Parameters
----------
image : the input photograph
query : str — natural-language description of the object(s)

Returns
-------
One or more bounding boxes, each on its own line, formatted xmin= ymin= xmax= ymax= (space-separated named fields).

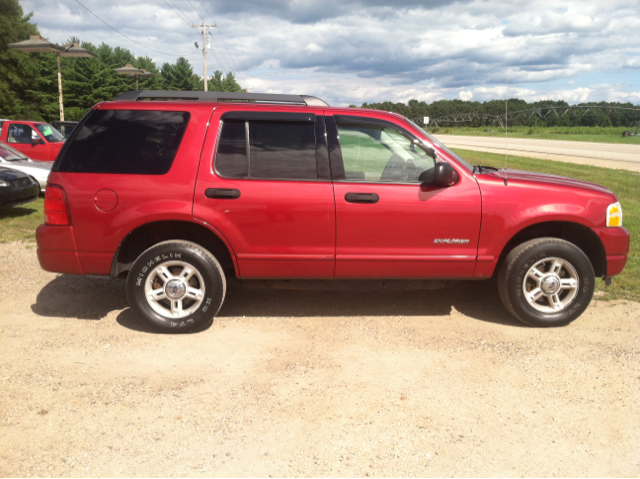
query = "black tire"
xmin=125 ymin=240 xmax=226 ymax=333
xmin=498 ymin=238 xmax=595 ymax=327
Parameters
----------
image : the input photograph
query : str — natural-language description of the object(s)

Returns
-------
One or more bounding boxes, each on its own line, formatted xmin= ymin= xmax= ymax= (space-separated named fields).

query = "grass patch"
xmin=0 ymin=197 xmax=43 ymax=243
xmin=432 ymin=126 xmax=640 ymax=144
xmin=453 ymin=148 xmax=640 ymax=302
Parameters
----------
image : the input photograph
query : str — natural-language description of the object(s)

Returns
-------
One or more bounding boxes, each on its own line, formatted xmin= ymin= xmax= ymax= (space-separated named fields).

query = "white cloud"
xmin=304 ymin=43 xmax=323 ymax=53
xmin=459 ymin=90 xmax=473 ymax=101
xmin=20 ymin=0 xmax=640 ymax=106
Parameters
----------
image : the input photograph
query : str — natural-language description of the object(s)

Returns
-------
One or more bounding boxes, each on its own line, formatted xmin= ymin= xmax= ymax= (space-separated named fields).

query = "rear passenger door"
xmin=193 ymin=110 xmax=336 ymax=278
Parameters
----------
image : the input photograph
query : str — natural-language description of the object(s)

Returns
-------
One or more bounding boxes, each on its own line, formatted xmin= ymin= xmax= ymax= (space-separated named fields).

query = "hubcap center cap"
xmin=165 ymin=279 xmax=187 ymax=300
xmin=541 ymin=275 xmax=561 ymax=294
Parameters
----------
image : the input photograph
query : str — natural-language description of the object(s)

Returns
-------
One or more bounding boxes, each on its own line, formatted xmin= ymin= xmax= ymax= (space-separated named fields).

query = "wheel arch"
xmin=494 ymin=221 xmax=606 ymax=278
xmin=111 ymin=220 xmax=238 ymax=279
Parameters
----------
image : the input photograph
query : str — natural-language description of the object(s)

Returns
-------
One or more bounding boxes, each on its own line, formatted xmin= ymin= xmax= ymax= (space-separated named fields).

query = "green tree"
xmin=202 ymin=70 xmax=244 ymax=92
xmin=159 ymin=57 xmax=199 ymax=91
xmin=0 ymin=0 xmax=41 ymax=118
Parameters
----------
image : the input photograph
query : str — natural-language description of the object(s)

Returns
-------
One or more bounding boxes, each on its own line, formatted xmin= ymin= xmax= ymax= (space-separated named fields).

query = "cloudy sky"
xmin=21 ymin=0 xmax=640 ymax=107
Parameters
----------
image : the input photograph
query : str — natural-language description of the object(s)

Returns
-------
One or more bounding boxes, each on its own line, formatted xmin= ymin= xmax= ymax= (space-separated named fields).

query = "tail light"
xmin=44 ymin=186 xmax=71 ymax=226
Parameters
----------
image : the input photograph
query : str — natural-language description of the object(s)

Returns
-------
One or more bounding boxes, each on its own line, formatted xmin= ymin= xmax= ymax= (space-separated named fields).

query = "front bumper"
xmin=593 ymin=226 xmax=630 ymax=277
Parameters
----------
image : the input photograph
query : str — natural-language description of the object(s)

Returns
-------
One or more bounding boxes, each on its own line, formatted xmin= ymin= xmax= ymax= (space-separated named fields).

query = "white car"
xmin=0 ymin=141 xmax=51 ymax=193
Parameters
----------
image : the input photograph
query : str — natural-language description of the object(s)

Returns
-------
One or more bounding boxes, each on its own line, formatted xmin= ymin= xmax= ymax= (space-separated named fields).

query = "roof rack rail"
xmin=114 ymin=90 xmax=329 ymax=107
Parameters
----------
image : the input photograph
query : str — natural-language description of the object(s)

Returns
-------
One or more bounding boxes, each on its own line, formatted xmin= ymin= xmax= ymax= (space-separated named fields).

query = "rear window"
xmin=215 ymin=120 xmax=317 ymax=180
xmin=56 ymin=110 xmax=190 ymax=174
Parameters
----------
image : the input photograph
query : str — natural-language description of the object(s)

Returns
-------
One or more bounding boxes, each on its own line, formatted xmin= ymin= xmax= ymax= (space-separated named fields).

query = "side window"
xmin=56 ymin=110 xmax=190 ymax=175
xmin=337 ymin=122 xmax=435 ymax=183
xmin=7 ymin=124 xmax=37 ymax=144
xmin=215 ymin=120 xmax=317 ymax=180
xmin=249 ymin=121 xmax=316 ymax=180
xmin=216 ymin=120 xmax=247 ymax=178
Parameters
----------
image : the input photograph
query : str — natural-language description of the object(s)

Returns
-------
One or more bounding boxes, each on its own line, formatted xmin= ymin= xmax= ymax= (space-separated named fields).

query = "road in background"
xmin=434 ymin=135 xmax=640 ymax=172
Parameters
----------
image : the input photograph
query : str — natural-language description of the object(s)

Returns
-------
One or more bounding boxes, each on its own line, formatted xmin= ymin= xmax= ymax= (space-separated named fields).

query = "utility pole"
xmin=192 ymin=21 xmax=216 ymax=91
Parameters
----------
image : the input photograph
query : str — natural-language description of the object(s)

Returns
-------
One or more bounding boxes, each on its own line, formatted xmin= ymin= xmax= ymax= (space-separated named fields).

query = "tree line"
xmin=358 ymin=98 xmax=639 ymax=129
xmin=0 ymin=0 xmax=243 ymax=122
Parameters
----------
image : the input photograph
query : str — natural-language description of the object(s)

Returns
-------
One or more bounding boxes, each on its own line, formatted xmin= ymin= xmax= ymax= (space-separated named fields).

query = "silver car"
xmin=0 ymin=141 xmax=51 ymax=193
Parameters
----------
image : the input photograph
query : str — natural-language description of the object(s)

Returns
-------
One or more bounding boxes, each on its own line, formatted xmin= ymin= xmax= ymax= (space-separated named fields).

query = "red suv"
xmin=36 ymin=91 xmax=630 ymax=332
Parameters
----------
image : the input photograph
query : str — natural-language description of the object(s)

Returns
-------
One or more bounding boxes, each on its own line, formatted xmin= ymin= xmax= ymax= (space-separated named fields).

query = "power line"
xmin=165 ymin=0 xmax=229 ymax=79
xmin=161 ymin=0 xmax=192 ymax=27
xmin=198 ymin=1 xmax=248 ymax=89
xmin=192 ymin=21 xmax=217 ymax=91
xmin=74 ymin=0 xmax=197 ymax=58
xmin=166 ymin=0 xmax=196 ymax=25
xmin=185 ymin=0 xmax=203 ymax=20
xmin=185 ymin=0 xmax=234 ymax=77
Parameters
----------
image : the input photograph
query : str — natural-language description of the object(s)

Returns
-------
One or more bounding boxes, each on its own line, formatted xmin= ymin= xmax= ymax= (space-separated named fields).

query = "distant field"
xmin=431 ymin=126 xmax=640 ymax=144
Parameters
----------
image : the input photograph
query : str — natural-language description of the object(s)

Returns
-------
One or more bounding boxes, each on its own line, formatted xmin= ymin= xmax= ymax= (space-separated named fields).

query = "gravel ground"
xmin=0 ymin=242 xmax=639 ymax=477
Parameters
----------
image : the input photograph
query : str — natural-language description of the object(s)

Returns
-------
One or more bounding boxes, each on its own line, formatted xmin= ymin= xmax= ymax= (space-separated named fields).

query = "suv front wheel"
xmin=125 ymin=240 xmax=226 ymax=333
xmin=498 ymin=238 xmax=595 ymax=327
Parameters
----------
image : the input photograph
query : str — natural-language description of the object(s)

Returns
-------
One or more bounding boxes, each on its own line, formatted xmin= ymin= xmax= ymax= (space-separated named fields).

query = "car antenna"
xmin=504 ymin=71 xmax=509 ymax=185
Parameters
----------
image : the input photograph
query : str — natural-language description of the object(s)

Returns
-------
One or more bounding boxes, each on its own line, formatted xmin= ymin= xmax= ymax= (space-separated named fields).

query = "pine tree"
xmin=0 ymin=0 xmax=41 ymax=118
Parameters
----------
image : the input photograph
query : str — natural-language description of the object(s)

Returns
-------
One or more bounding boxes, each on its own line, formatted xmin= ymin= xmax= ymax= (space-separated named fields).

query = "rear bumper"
xmin=36 ymin=224 xmax=84 ymax=275
xmin=593 ymin=226 xmax=630 ymax=277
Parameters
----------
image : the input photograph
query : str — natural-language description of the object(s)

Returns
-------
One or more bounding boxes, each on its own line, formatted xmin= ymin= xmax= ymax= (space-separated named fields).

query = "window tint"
xmin=249 ymin=121 xmax=316 ymax=180
xmin=7 ymin=124 xmax=38 ymax=144
xmin=337 ymin=123 xmax=435 ymax=183
xmin=215 ymin=120 xmax=317 ymax=180
xmin=216 ymin=120 xmax=247 ymax=178
xmin=57 ymin=110 xmax=190 ymax=175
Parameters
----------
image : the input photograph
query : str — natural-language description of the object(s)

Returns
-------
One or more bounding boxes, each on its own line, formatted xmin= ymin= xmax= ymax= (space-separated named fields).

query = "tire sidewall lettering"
xmin=126 ymin=242 xmax=225 ymax=333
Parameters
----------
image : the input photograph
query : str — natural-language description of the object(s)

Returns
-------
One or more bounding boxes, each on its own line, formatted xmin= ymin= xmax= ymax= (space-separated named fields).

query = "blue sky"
xmin=21 ymin=0 xmax=640 ymax=107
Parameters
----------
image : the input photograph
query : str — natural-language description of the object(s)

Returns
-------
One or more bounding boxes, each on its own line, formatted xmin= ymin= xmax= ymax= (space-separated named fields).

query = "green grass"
xmin=453 ymin=148 xmax=639 ymax=302
xmin=432 ymin=126 xmax=640 ymax=144
xmin=0 ymin=197 xmax=43 ymax=243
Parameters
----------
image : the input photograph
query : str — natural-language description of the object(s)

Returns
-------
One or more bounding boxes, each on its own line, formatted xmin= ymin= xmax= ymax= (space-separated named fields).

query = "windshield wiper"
xmin=472 ymin=165 xmax=499 ymax=174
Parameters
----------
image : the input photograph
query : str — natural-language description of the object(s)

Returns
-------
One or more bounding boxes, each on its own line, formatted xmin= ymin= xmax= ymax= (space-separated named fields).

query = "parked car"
xmin=0 ymin=166 xmax=39 ymax=209
xmin=0 ymin=142 xmax=51 ymax=193
xmin=0 ymin=120 xmax=65 ymax=161
xmin=52 ymin=121 xmax=79 ymax=139
xmin=36 ymin=90 xmax=630 ymax=333
xmin=0 ymin=119 xmax=11 ymax=134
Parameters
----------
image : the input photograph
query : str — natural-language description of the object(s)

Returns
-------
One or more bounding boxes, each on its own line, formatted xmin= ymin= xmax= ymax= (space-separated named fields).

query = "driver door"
xmin=6 ymin=123 xmax=50 ymax=160
xmin=327 ymin=114 xmax=482 ymax=278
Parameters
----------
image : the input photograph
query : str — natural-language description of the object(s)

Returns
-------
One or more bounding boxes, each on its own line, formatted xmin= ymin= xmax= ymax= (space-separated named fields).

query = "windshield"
xmin=0 ymin=142 xmax=29 ymax=162
xmin=404 ymin=117 xmax=474 ymax=171
xmin=35 ymin=123 xmax=66 ymax=143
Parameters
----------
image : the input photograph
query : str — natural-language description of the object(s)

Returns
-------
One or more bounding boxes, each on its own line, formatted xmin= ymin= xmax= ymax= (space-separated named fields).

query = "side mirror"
xmin=421 ymin=162 xmax=459 ymax=186
xmin=32 ymin=138 xmax=44 ymax=145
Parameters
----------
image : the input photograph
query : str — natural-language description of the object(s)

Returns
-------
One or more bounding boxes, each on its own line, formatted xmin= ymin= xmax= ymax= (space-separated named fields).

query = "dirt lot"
xmin=0 ymin=242 xmax=638 ymax=477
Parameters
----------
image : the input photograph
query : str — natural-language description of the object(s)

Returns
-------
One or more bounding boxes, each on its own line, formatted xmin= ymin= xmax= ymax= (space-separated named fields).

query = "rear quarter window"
xmin=56 ymin=110 xmax=190 ymax=174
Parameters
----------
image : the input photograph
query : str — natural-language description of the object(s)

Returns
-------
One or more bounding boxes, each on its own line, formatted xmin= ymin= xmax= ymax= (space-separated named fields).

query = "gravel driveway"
xmin=1 ymin=242 xmax=638 ymax=477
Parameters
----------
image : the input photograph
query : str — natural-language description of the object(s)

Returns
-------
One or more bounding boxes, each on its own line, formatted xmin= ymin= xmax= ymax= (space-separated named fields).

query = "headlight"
xmin=606 ymin=202 xmax=623 ymax=227
xmin=0 ymin=180 xmax=9 ymax=187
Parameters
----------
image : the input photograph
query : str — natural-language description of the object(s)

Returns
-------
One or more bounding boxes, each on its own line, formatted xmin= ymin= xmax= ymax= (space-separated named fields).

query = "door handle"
xmin=345 ymin=192 xmax=379 ymax=204
xmin=205 ymin=188 xmax=241 ymax=199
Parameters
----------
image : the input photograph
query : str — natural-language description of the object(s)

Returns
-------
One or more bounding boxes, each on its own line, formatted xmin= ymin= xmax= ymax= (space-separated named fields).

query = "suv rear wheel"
xmin=498 ymin=238 xmax=595 ymax=327
xmin=125 ymin=240 xmax=226 ymax=333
